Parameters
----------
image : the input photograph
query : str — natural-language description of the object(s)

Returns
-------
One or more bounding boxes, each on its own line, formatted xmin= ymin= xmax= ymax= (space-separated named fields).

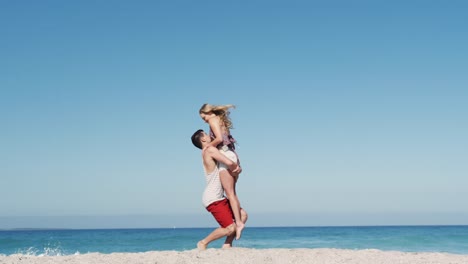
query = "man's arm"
xmin=205 ymin=146 xmax=239 ymax=172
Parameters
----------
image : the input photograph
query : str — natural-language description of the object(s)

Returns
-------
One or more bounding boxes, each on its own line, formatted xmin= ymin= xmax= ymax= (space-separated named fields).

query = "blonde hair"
xmin=199 ymin=103 xmax=236 ymax=132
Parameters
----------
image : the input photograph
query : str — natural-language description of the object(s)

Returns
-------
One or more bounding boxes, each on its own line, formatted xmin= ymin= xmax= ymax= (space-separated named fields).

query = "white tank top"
xmin=202 ymin=164 xmax=225 ymax=207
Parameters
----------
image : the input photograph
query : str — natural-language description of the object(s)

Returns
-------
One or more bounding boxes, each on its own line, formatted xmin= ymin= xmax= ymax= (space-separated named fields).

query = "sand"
xmin=2 ymin=248 xmax=468 ymax=264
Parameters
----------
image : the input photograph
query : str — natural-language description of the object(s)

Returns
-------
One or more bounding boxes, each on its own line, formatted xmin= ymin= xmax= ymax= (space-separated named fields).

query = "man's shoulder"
xmin=203 ymin=146 xmax=218 ymax=154
xmin=202 ymin=146 xmax=220 ymax=160
xmin=202 ymin=147 xmax=219 ymax=165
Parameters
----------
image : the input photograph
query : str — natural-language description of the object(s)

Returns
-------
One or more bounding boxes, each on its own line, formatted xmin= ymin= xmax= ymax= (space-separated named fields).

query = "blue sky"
xmin=1 ymin=0 xmax=467 ymax=229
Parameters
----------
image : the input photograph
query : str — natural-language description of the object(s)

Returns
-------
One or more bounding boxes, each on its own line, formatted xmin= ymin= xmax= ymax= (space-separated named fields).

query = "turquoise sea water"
xmin=1 ymin=226 xmax=468 ymax=256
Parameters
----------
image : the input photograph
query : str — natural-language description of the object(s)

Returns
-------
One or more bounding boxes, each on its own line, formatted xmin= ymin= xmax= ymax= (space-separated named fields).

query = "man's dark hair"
xmin=191 ymin=129 xmax=204 ymax=149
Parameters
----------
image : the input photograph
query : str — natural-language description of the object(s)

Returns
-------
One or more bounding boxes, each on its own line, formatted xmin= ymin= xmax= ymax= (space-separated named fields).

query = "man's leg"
xmin=198 ymin=223 xmax=236 ymax=250
xmin=223 ymin=208 xmax=248 ymax=248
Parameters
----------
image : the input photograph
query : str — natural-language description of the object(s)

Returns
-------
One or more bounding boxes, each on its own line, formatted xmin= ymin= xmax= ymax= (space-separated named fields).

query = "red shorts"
xmin=206 ymin=198 xmax=234 ymax=228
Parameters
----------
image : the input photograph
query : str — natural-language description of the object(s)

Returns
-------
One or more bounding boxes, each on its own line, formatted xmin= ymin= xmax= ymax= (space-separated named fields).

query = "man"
xmin=191 ymin=129 xmax=248 ymax=250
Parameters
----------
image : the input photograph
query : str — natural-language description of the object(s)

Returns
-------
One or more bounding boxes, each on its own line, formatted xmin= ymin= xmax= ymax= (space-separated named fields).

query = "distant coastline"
xmin=0 ymin=228 xmax=74 ymax=231
xmin=2 ymin=224 xmax=468 ymax=231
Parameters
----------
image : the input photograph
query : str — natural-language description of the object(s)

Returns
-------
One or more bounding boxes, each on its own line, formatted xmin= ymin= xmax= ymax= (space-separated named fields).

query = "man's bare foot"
xmin=222 ymin=244 xmax=232 ymax=249
xmin=197 ymin=240 xmax=207 ymax=250
xmin=235 ymin=223 xmax=245 ymax=240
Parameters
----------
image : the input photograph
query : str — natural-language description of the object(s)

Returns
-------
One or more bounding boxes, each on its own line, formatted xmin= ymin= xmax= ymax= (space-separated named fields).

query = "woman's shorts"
xmin=218 ymin=149 xmax=238 ymax=172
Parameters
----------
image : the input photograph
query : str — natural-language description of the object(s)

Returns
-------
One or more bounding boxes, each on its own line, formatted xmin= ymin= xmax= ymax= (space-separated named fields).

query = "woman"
xmin=199 ymin=103 xmax=245 ymax=240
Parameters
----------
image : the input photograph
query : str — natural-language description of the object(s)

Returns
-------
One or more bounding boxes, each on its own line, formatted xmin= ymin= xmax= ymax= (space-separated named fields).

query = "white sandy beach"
xmin=2 ymin=248 xmax=468 ymax=264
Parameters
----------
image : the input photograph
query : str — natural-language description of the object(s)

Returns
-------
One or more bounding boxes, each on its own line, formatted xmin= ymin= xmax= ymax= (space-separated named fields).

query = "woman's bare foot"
xmin=222 ymin=244 xmax=232 ymax=249
xmin=197 ymin=240 xmax=207 ymax=250
xmin=235 ymin=222 xmax=245 ymax=240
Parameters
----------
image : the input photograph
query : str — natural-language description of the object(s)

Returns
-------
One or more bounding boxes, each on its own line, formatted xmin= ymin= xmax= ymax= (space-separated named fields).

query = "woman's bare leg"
xmin=219 ymin=170 xmax=245 ymax=240
xmin=223 ymin=208 xmax=248 ymax=248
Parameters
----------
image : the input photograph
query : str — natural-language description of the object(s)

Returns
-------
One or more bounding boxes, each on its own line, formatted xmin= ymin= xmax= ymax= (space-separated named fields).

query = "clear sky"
xmin=1 ymin=0 xmax=467 ymax=229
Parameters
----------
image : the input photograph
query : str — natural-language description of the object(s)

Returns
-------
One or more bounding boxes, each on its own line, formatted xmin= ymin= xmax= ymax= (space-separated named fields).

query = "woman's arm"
xmin=208 ymin=117 xmax=224 ymax=148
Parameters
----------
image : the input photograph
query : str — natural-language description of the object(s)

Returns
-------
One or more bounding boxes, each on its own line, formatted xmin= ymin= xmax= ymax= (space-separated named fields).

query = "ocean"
xmin=1 ymin=226 xmax=468 ymax=256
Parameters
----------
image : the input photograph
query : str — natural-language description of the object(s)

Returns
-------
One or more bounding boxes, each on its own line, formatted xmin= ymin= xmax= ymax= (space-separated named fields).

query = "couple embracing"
xmin=191 ymin=103 xmax=248 ymax=250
